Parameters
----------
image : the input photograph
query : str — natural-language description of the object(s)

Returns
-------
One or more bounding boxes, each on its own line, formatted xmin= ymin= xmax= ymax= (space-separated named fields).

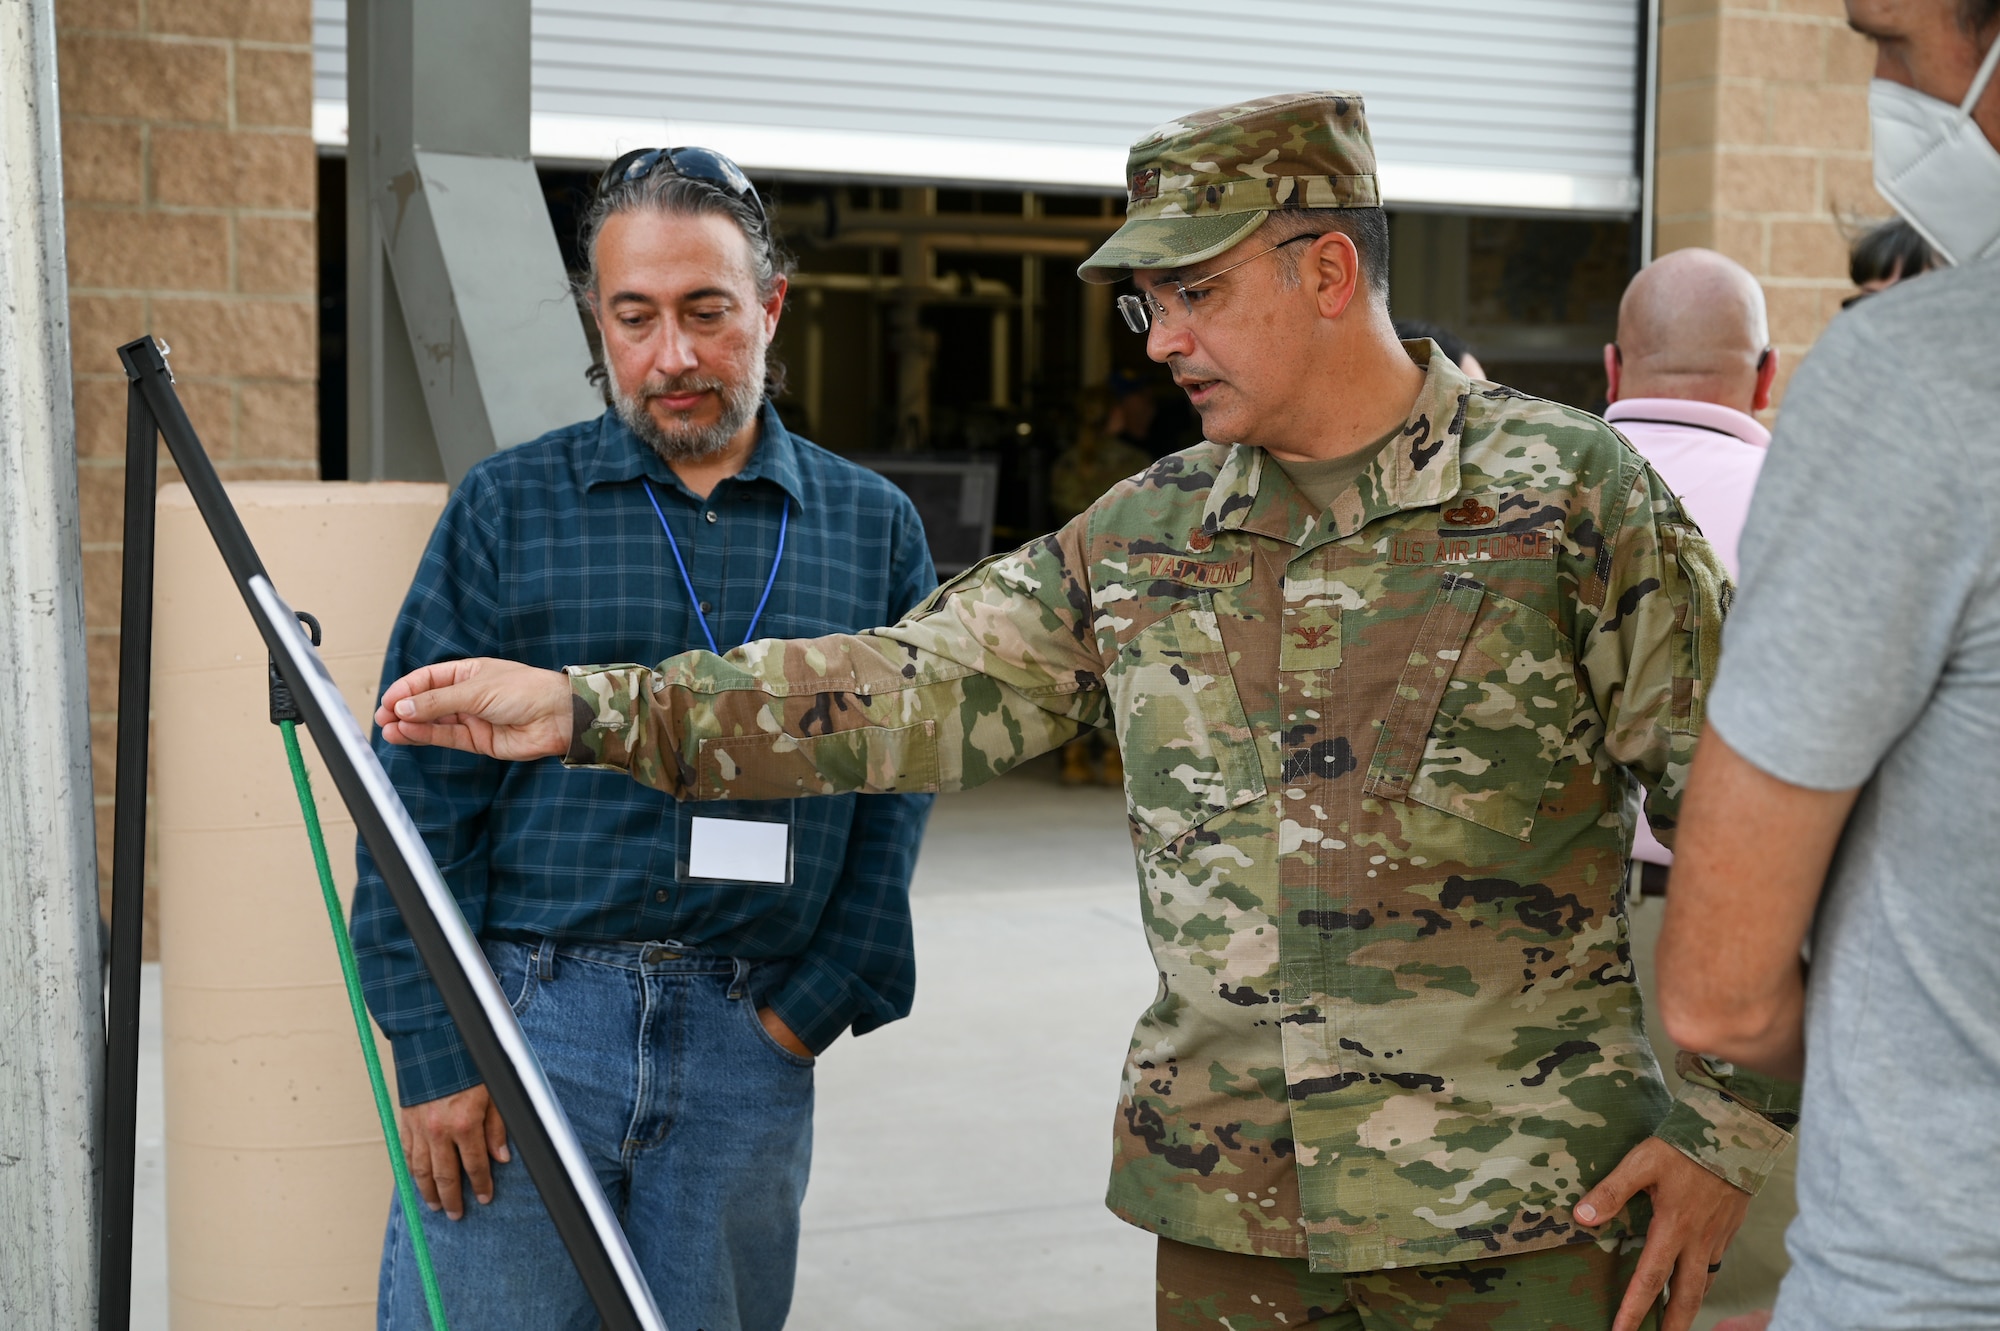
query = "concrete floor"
xmin=793 ymin=764 xmax=1157 ymax=1329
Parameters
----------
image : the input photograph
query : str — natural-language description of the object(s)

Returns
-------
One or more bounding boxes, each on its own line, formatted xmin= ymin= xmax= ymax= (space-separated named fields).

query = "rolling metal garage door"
xmin=312 ymin=1 xmax=1641 ymax=213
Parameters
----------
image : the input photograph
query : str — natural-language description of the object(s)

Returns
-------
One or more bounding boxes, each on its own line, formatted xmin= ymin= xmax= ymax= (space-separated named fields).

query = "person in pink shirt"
xmin=1605 ymin=248 xmax=1777 ymax=869
xmin=1602 ymin=246 xmax=1791 ymax=1330
xmin=1604 ymin=247 xmax=1776 ymax=581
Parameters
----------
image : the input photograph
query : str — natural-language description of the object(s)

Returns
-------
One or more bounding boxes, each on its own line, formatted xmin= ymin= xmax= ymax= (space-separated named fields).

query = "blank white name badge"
xmin=679 ymin=805 xmax=795 ymax=885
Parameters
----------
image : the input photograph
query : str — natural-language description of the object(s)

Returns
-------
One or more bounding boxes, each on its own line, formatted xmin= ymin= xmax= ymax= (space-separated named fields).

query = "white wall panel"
xmin=313 ymin=1 xmax=1641 ymax=212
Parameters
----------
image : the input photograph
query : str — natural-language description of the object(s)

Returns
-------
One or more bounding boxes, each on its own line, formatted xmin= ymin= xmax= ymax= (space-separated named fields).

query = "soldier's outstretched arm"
xmin=380 ymin=524 xmax=1109 ymax=799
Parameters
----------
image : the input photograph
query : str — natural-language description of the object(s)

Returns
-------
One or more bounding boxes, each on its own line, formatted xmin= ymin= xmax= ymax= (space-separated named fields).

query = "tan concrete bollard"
xmin=153 ymin=482 xmax=448 ymax=1329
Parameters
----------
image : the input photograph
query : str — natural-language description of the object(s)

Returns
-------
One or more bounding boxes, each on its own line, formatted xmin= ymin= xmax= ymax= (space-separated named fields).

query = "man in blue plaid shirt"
xmin=355 ymin=148 xmax=935 ymax=1331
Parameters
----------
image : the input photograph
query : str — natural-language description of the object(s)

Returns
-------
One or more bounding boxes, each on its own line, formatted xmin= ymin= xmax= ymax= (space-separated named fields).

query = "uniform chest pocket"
xmin=1105 ymin=596 xmax=1267 ymax=854
xmin=1364 ymin=573 xmax=1577 ymax=841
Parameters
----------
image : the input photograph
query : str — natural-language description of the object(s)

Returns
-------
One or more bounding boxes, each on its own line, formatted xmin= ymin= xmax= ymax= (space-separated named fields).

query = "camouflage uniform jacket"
xmin=565 ymin=348 xmax=1799 ymax=1274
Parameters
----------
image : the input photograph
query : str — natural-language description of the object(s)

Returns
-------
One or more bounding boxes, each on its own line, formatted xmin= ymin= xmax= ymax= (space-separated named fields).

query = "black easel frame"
xmin=100 ymin=335 xmax=666 ymax=1331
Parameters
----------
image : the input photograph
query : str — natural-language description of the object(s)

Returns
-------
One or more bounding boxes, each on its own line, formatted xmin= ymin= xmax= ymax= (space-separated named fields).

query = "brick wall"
xmin=1655 ymin=0 xmax=1883 ymax=408
xmin=58 ymin=0 xmax=318 ymax=945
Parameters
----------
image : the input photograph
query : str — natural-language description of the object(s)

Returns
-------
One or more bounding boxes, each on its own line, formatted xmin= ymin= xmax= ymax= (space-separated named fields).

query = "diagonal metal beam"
xmin=346 ymin=0 xmax=601 ymax=484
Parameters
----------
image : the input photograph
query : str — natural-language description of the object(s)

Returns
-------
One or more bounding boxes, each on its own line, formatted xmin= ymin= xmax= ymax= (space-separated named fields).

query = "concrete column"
xmin=0 ymin=0 xmax=102 ymax=1322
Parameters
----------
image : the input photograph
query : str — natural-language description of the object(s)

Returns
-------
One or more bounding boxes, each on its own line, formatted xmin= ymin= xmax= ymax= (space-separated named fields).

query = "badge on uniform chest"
xmin=1280 ymin=604 xmax=1342 ymax=671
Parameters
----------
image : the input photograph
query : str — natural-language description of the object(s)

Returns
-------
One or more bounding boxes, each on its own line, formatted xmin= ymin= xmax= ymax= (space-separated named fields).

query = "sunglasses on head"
xmin=598 ymin=146 xmax=767 ymax=231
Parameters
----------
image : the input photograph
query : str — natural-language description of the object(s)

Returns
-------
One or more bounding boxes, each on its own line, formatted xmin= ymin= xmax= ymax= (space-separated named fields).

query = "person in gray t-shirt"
xmin=1652 ymin=6 xmax=2000 ymax=1327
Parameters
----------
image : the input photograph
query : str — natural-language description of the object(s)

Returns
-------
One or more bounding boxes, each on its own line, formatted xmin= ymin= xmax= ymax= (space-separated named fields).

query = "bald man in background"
xmin=1605 ymin=248 xmax=1777 ymax=885
xmin=1605 ymin=246 xmax=1776 ymax=572
xmin=1602 ymin=247 xmax=1795 ymax=1328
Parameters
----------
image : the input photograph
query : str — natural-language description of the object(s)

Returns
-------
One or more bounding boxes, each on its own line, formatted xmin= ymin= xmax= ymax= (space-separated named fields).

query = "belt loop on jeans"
xmin=727 ymin=957 xmax=753 ymax=1001
xmin=535 ymin=939 xmax=556 ymax=982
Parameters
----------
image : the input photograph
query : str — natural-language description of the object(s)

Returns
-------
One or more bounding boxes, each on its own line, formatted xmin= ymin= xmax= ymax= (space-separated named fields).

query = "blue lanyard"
xmin=641 ymin=480 xmax=788 ymax=655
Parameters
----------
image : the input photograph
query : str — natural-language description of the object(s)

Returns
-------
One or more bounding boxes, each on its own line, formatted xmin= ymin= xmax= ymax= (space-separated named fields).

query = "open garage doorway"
xmin=319 ymin=155 xmax=1635 ymax=558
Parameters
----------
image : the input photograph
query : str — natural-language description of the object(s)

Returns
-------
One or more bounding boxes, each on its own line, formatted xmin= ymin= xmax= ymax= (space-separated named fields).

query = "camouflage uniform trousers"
xmin=1157 ymin=1236 xmax=1658 ymax=1331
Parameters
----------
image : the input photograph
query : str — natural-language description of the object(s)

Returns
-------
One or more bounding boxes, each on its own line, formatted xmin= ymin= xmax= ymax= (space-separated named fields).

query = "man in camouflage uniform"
xmin=376 ymin=93 xmax=1797 ymax=1330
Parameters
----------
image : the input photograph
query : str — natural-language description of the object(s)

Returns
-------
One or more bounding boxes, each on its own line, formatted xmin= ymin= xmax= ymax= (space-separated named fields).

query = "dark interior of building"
xmin=317 ymin=155 xmax=1633 ymax=554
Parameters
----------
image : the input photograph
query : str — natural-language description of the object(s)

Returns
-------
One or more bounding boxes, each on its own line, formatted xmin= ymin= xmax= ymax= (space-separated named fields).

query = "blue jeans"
xmin=378 ymin=939 xmax=815 ymax=1331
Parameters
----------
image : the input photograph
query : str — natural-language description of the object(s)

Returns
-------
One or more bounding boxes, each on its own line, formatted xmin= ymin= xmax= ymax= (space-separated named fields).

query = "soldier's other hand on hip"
xmin=1572 ymin=1136 xmax=1752 ymax=1331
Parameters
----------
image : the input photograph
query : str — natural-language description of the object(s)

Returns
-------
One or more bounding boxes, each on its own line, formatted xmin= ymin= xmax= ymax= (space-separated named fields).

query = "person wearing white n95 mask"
xmin=1658 ymin=2 xmax=2000 ymax=1331
xmin=1869 ymin=0 xmax=2000 ymax=264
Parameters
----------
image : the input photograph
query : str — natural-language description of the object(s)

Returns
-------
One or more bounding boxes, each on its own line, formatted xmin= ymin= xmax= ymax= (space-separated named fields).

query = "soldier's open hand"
xmin=377 ymin=657 xmax=573 ymax=761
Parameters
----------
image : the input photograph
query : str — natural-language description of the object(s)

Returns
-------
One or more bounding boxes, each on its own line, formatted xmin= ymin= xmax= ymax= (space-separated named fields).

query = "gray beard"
xmin=614 ymin=355 xmax=765 ymax=464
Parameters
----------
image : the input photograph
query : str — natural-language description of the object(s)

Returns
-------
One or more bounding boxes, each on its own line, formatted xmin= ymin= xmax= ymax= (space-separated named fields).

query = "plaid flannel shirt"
xmin=354 ymin=403 xmax=936 ymax=1105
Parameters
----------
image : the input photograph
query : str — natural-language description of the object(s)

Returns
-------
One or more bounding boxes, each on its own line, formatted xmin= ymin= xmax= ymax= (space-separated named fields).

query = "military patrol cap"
xmin=1078 ymin=90 xmax=1380 ymax=284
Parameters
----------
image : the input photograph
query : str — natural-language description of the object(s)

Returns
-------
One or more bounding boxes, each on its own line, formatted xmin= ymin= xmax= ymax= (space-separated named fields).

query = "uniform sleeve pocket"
xmin=1366 ymin=574 xmax=1576 ymax=841
xmin=1658 ymin=522 xmax=1725 ymax=736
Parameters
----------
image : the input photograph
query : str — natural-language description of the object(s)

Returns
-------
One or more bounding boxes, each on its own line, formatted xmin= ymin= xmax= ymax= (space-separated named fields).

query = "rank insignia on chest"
xmin=1280 ymin=604 xmax=1342 ymax=671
